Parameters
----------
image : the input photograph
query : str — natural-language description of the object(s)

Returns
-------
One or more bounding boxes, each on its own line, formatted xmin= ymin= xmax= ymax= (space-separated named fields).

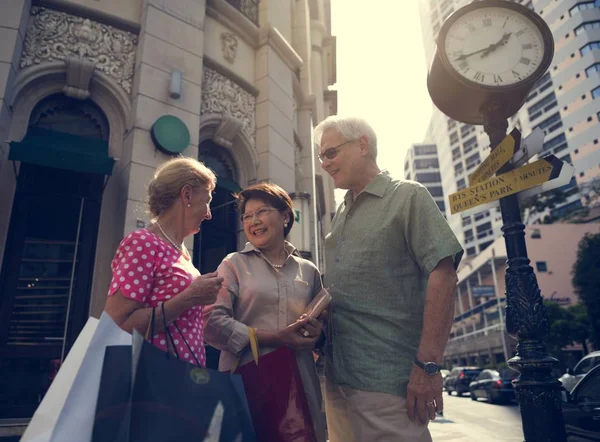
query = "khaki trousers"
xmin=325 ymin=378 xmax=433 ymax=442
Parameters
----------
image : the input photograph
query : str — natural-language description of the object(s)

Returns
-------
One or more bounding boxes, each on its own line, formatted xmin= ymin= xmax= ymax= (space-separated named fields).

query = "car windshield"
xmin=464 ymin=370 xmax=482 ymax=376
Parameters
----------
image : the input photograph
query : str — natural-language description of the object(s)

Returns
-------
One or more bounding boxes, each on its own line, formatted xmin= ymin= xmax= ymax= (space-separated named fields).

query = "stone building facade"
xmin=0 ymin=0 xmax=336 ymax=432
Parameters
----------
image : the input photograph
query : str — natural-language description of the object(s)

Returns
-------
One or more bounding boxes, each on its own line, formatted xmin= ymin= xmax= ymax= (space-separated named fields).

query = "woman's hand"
xmin=182 ymin=272 xmax=224 ymax=306
xmin=298 ymin=310 xmax=327 ymax=338
xmin=278 ymin=318 xmax=321 ymax=351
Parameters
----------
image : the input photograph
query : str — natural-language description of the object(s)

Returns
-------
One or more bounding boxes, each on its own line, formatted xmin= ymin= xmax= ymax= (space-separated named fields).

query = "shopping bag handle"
xmin=145 ymin=306 xmax=157 ymax=343
xmin=160 ymin=303 xmax=180 ymax=360
xmin=231 ymin=327 xmax=259 ymax=373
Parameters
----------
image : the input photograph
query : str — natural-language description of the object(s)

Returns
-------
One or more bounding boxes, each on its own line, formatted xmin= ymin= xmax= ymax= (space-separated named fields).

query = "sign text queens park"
xmin=449 ymin=155 xmax=564 ymax=215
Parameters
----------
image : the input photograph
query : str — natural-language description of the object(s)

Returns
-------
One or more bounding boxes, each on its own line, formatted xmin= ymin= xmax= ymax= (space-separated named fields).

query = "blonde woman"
xmin=104 ymin=157 xmax=224 ymax=366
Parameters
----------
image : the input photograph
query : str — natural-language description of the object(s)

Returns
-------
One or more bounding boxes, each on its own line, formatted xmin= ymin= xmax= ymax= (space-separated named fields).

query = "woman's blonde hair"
xmin=147 ymin=157 xmax=216 ymax=218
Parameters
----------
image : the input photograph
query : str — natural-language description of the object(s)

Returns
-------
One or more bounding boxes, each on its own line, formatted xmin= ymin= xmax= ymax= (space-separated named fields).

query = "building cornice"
xmin=34 ymin=0 xmax=141 ymax=34
xmin=202 ymin=56 xmax=259 ymax=97
xmin=258 ymin=25 xmax=304 ymax=72
xmin=206 ymin=0 xmax=260 ymax=48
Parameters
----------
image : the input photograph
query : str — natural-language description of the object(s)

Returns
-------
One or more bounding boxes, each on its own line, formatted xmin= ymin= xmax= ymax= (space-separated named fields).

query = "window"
xmin=450 ymin=132 xmax=459 ymax=145
xmin=573 ymin=366 xmax=600 ymax=402
xmin=462 ymin=216 xmax=472 ymax=227
xmin=454 ymin=163 xmax=464 ymax=176
xmin=476 ymin=222 xmax=492 ymax=233
xmin=466 ymin=247 xmax=476 ymax=256
xmin=447 ymin=119 xmax=457 ymax=131
xmin=543 ymin=133 xmax=568 ymax=154
xmin=466 ymin=152 xmax=481 ymax=169
xmin=575 ymin=21 xmax=600 ymax=36
xmin=463 ymin=136 xmax=478 ymax=154
xmin=536 ymin=261 xmax=548 ymax=272
xmin=415 ymin=144 xmax=437 ymax=155
xmin=570 ymin=1 xmax=600 ymax=16
xmin=586 ymin=63 xmax=600 ymax=77
xmin=527 ymin=92 xmax=557 ymax=120
xmin=428 ymin=186 xmax=443 ymax=197
xmin=452 ymin=147 xmax=461 ymax=161
xmin=531 ymin=229 xmax=541 ymax=239
xmin=457 ymin=178 xmax=466 ymax=190
xmin=593 ymin=86 xmax=600 ymax=98
xmin=480 ymin=240 xmax=493 ymax=251
xmin=436 ymin=200 xmax=446 ymax=213
xmin=460 ymin=124 xmax=475 ymax=138
xmin=415 ymin=172 xmax=442 ymax=183
xmin=415 ymin=158 xmax=439 ymax=169
xmin=474 ymin=211 xmax=489 ymax=221
xmin=580 ymin=41 xmax=600 ymax=57
xmin=573 ymin=357 xmax=595 ymax=376
xmin=536 ymin=113 xmax=563 ymax=133
xmin=464 ymin=229 xmax=473 ymax=239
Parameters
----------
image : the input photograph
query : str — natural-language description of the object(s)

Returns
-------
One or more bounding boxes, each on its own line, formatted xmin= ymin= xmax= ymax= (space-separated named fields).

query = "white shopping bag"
xmin=21 ymin=312 xmax=132 ymax=442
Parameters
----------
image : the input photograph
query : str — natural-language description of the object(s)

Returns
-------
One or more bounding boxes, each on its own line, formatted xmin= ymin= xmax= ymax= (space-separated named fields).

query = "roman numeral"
xmin=467 ymin=23 xmax=476 ymax=32
xmin=459 ymin=61 xmax=469 ymax=71
xmin=520 ymin=57 xmax=531 ymax=65
xmin=494 ymin=74 xmax=504 ymax=83
xmin=474 ymin=71 xmax=485 ymax=82
xmin=516 ymin=29 xmax=525 ymax=37
xmin=482 ymin=18 xmax=492 ymax=27
xmin=522 ymin=43 xmax=533 ymax=50
xmin=503 ymin=18 xmax=509 ymax=28
xmin=512 ymin=70 xmax=522 ymax=79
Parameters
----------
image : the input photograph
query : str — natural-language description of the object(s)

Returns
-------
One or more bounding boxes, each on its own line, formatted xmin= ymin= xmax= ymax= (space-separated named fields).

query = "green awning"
xmin=9 ymin=128 xmax=115 ymax=175
xmin=217 ymin=177 xmax=242 ymax=193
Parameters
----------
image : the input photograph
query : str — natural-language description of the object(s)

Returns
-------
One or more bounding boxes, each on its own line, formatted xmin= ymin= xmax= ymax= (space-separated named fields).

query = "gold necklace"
xmin=155 ymin=221 xmax=189 ymax=260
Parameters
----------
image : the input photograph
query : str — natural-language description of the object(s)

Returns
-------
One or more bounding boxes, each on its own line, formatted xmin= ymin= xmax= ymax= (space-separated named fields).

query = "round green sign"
xmin=150 ymin=115 xmax=190 ymax=155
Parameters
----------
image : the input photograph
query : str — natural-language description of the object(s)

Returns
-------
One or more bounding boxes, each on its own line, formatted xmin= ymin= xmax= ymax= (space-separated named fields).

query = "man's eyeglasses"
xmin=241 ymin=206 xmax=276 ymax=224
xmin=317 ymin=139 xmax=357 ymax=162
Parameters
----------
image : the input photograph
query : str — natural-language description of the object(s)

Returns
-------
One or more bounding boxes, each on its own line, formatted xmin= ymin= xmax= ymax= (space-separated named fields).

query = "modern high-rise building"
xmin=404 ymin=143 xmax=447 ymax=215
xmin=418 ymin=0 xmax=600 ymax=255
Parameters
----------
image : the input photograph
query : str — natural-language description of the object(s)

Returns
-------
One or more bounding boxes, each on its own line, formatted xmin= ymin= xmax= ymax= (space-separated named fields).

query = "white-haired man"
xmin=315 ymin=116 xmax=463 ymax=442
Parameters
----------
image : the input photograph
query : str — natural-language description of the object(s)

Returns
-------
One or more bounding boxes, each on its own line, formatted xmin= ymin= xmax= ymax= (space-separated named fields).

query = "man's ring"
xmin=426 ymin=401 xmax=435 ymax=407
xmin=302 ymin=330 xmax=309 ymax=337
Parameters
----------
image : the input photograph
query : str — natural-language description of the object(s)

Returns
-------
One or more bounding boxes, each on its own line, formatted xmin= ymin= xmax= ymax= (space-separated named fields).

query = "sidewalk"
xmin=429 ymin=414 xmax=522 ymax=442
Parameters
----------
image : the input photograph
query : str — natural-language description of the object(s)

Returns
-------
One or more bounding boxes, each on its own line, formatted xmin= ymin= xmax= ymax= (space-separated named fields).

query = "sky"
xmin=329 ymin=0 xmax=434 ymax=181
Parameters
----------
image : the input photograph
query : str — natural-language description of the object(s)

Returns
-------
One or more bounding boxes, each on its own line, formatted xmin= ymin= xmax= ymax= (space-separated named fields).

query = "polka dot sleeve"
xmin=107 ymin=230 xmax=159 ymax=303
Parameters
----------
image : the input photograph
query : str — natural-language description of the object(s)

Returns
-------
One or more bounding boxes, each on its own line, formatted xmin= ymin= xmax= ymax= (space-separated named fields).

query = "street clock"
xmin=428 ymin=0 xmax=554 ymax=124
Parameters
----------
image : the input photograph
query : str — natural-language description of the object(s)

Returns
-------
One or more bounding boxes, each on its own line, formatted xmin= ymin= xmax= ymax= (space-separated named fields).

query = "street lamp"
xmin=427 ymin=1 xmax=566 ymax=441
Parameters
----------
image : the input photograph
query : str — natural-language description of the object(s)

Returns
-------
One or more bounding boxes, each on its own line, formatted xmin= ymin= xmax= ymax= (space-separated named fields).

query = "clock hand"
xmin=481 ymin=32 xmax=512 ymax=58
xmin=454 ymin=32 xmax=512 ymax=62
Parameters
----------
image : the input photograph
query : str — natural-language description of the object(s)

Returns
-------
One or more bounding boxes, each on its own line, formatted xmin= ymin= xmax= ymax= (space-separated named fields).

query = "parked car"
xmin=445 ymin=366 xmax=483 ymax=396
xmin=559 ymin=351 xmax=600 ymax=393
xmin=562 ymin=364 xmax=600 ymax=441
xmin=469 ymin=369 xmax=518 ymax=404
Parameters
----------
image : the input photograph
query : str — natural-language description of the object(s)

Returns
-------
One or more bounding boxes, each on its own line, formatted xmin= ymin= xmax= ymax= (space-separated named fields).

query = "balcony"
xmin=226 ymin=0 xmax=259 ymax=25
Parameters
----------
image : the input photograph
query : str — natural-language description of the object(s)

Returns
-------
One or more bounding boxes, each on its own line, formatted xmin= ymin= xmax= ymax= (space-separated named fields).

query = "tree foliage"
xmin=544 ymin=301 xmax=591 ymax=360
xmin=572 ymin=233 xmax=600 ymax=348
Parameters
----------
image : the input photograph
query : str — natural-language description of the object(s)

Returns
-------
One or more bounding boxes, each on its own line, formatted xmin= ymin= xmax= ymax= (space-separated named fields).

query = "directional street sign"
xmin=519 ymin=158 xmax=575 ymax=200
xmin=449 ymin=155 xmax=568 ymax=215
xmin=512 ymin=127 xmax=545 ymax=167
xmin=469 ymin=128 xmax=521 ymax=185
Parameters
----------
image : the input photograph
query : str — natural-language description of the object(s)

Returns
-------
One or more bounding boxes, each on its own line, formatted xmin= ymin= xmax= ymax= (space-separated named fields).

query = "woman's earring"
xmin=284 ymin=222 xmax=288 ymax=228
xmin=187 ymin=203 xmax=191 ymax=208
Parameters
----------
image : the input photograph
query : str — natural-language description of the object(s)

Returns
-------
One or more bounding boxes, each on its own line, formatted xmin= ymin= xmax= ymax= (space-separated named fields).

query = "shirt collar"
xmin=240 ymin=241 xmax=300 ymax=257
xmin=344 ymin=170 xmax=392 ymax=205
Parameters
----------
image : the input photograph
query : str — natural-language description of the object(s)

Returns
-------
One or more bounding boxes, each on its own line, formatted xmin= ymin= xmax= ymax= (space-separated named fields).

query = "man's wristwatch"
xmin=414 ymin=358 xmax=442 ymax=376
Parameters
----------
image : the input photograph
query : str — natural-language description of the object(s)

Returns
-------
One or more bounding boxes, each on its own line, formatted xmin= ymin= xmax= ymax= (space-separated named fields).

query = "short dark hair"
xmin=236 ymin=182 xmax=294 ymax=237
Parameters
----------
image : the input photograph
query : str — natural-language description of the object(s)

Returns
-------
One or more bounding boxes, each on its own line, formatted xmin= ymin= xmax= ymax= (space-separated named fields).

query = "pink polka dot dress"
xmin=107 ymin=229 xmax=206 ymax=366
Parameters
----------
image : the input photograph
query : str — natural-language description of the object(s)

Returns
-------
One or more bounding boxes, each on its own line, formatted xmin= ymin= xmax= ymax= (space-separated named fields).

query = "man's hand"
xmin=406 ymin=365 xmax=444 ymax=424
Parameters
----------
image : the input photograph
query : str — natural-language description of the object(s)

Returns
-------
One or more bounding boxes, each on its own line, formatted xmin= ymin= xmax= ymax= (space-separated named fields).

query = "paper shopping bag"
xmin=21 ymin=312 xmax=132 ymax=442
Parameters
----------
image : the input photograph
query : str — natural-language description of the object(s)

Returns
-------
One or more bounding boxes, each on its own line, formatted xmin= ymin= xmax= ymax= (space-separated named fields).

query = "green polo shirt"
xmin=324 ymin=171 xmax=463 ymax=397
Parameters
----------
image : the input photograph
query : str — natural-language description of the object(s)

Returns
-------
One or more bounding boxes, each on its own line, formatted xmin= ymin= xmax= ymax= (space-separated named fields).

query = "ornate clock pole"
xmin=427 ymin=1 xmax=567 ymax=441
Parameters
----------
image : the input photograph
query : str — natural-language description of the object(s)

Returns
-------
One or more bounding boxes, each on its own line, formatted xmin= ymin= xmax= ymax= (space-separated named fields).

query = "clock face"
xmin=443 ymin=6 xmax=546 ymax=87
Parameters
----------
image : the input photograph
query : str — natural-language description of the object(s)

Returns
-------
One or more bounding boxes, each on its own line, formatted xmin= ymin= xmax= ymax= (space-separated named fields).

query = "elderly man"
xmin=315 ymin=116 xmax=463 ymax=442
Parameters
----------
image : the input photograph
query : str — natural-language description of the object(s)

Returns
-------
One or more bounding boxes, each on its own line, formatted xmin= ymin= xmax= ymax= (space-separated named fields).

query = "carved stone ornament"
xmin=63 ymin=56 xmax=96 ymax=99
xmin=201 ymin=68 xmax=256 ymax=148
xmin=20 ymin=7 xmax=137 ymax=94
xmin=220 ymin=32 xmax=238 ymax=64
xmin=213 ymin=114 xmax=244 ymax=149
